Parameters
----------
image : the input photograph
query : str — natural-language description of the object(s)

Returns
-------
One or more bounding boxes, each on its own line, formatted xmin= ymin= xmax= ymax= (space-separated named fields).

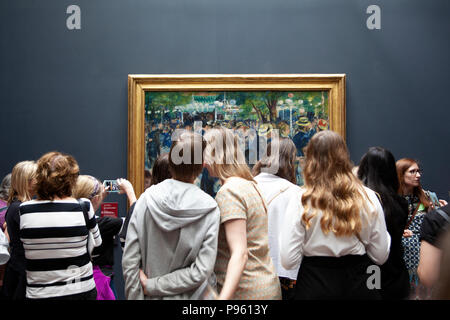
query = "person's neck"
xmin=402 ymin=185 xmax=414 ymax=196
xmin=175 ymin=177 xmax=196 ymax=184
xmin=52 ymin=196 xmax=75 ymax=201
xmin=222 ymin=176 xmax=237 ymax=184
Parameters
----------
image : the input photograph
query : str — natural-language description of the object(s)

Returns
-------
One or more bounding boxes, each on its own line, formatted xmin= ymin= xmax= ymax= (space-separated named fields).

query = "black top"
xmin=5 ymin=200 xmax=25 ymax=272
xmin=419 ymin=204 xmax=450 ymax=248
xmin=92 ymin=216 xmax=123 ymax=267
xmin=119 ymin=202 xmax=136 ymax=248
xmin=378 ymin=195 xmax=410 ymax=300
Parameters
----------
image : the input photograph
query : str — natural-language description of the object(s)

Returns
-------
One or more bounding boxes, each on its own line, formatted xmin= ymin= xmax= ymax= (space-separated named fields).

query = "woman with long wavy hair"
xmin=280 ymin=130 xmax=391 ymax=300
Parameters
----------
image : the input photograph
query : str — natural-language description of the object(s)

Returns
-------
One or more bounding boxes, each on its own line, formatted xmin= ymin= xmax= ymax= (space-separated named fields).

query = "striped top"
xmin=19 ymin=198 xmax=102 ymax=299
xmin=214 ymin=177 xmax=281 ymax=300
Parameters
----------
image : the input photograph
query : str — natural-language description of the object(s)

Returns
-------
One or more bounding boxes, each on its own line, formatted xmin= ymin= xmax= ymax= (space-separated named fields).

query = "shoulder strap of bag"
xmin=266 ymin=185 xmax=291 ymax=206
xmin=405 ymin=202 xmax=422 ymax=230
xmin=0 ymin=206 xmax=8 ymax=213
xmin=250 ymin=182 xmax=268 ymax=215
xmin=77 ymin=199 xmax=91 ymax=259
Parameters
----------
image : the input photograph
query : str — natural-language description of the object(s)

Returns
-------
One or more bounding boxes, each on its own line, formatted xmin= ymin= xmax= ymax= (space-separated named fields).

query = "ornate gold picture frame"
xmin=128 ymin=74 xmax=346 ymax=197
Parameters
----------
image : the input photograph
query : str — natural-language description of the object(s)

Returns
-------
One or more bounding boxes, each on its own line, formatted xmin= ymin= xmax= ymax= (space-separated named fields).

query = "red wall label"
xmin=101 ymin=202 xmax=118 ymax=218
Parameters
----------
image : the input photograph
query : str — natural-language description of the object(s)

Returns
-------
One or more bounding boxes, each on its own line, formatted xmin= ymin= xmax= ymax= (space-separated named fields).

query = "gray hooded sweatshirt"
xmin=122 ymin=179 xmax=220 ymax=300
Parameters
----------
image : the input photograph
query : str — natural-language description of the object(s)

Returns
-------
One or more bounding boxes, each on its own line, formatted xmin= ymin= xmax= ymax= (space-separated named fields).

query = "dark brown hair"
xmin=168 ymin=132 xmax=206 ymax=183
xmin=150 ymin=153 xmax=171 ymax=186
xmin=35 ymin=151 xmax=79 ymax=200
xmin=252 ymin=137 xmax=297 ymax=184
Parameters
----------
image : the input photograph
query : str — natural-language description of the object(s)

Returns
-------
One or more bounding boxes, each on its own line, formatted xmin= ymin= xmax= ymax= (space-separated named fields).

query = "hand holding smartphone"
xmin=103 ymin=179 xmax=120 ymax=193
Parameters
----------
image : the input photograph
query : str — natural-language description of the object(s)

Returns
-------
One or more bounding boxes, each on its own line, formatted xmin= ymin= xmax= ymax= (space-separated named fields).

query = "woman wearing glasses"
xmin=396 ymin=158 xmax=447 ymax=299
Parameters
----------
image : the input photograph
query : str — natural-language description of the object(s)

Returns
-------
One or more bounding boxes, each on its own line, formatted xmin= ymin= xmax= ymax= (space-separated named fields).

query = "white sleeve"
xmin=280 ymin=195 xmax=305 ymax=270
xmin=362 ymin=192 xmax=391 ymax=265
xmin=84 ymin=199 xmax=102 ymax=248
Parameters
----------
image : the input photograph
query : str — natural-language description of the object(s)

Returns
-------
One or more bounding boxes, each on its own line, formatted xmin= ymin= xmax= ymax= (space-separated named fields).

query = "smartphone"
xmin=103 ymin=179 xmax=120 ymax=193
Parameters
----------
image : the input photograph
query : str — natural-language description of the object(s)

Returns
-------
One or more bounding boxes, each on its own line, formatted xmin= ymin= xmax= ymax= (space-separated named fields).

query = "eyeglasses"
xmin=407 ymin=169 xmax=423 ymax=175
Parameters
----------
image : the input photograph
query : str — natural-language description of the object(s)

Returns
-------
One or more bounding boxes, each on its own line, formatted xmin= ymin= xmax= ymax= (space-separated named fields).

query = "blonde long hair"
xmin=203 ymin=127 xmax=254 ymax=182
xmin=301 ymin=130 xmax=371 ymax=237
xmin=8 ymin=161 xmax=37 ymax=204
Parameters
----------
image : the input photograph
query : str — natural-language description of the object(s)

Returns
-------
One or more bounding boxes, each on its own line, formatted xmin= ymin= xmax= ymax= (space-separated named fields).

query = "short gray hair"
xmin=0 ymin=173 xmax=11 ymax=200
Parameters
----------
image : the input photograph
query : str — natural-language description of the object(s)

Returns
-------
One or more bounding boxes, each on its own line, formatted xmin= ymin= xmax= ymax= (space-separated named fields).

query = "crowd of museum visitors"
xmin=0 ymin=127 xmax=449 ymax=301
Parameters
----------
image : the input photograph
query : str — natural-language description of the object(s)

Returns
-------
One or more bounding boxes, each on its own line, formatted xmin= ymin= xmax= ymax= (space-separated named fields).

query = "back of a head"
xmin=358 ymin=147 xmax=405 ymax=220
xmin=203 ymin=127 xmax=254 ymax=182
xmin=252 ymin=137 xmax=297 ymax=184
xmin=7 ymin=161 xmax=37 ymax=204
xmin=0 ymin=173 xmax=12 ymax=201
xmin=301 ymin=130 xmax=370 ymax=237
xmin=35 ymin=151 xmax=79 ymax=200
xmin=302 ymin=130 xmax=353 ymax=186
xmin=72 ymin=175 xmax=101 ymax=200
xmin=151 ymin=153 xmax=171 ymax=186
xmin=358 ymin=147 xmax=399 ymax=195
xmin=168 ymin=132 xmax=205 ymax=183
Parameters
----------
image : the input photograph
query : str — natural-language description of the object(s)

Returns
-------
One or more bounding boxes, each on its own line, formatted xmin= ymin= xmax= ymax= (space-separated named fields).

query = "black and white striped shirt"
xmin=19 ymin=198 xmax=102 ymax=299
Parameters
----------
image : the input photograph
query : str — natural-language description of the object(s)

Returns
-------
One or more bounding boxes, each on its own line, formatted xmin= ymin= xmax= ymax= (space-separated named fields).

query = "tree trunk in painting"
xmin=251 ymin=102 xmax=266 ymax=123
xmin=265 ymin=98 xmax=278 ymax=123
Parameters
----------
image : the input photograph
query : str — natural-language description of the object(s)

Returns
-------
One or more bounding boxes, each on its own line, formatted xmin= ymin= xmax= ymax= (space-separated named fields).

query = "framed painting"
xmin=128 ymin=74 xmax=346 ymax=198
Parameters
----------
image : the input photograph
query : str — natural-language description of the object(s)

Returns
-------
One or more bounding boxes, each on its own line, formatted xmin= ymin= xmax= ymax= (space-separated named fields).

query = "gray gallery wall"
xmin=1 ymin=0 xmax=449 ymax=300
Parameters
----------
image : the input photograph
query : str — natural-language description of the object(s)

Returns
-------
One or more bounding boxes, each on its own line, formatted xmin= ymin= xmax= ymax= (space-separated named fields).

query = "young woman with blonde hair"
xmin=1 ymin=161 xmax=37 ymax=300
xmin=204 ymin=127 xmax=281 ymax=300
xmin=280 ymin=130 xmax=390 ymax=300
xmin=72 ymin=175 xmax=133 ymax=300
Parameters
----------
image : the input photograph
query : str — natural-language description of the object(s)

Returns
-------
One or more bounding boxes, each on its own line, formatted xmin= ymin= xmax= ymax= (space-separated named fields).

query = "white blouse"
xmin=280 ymin=186 xmax=391 ymax=271
xmin=254 ymin=172 xmax=302 ymax=280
